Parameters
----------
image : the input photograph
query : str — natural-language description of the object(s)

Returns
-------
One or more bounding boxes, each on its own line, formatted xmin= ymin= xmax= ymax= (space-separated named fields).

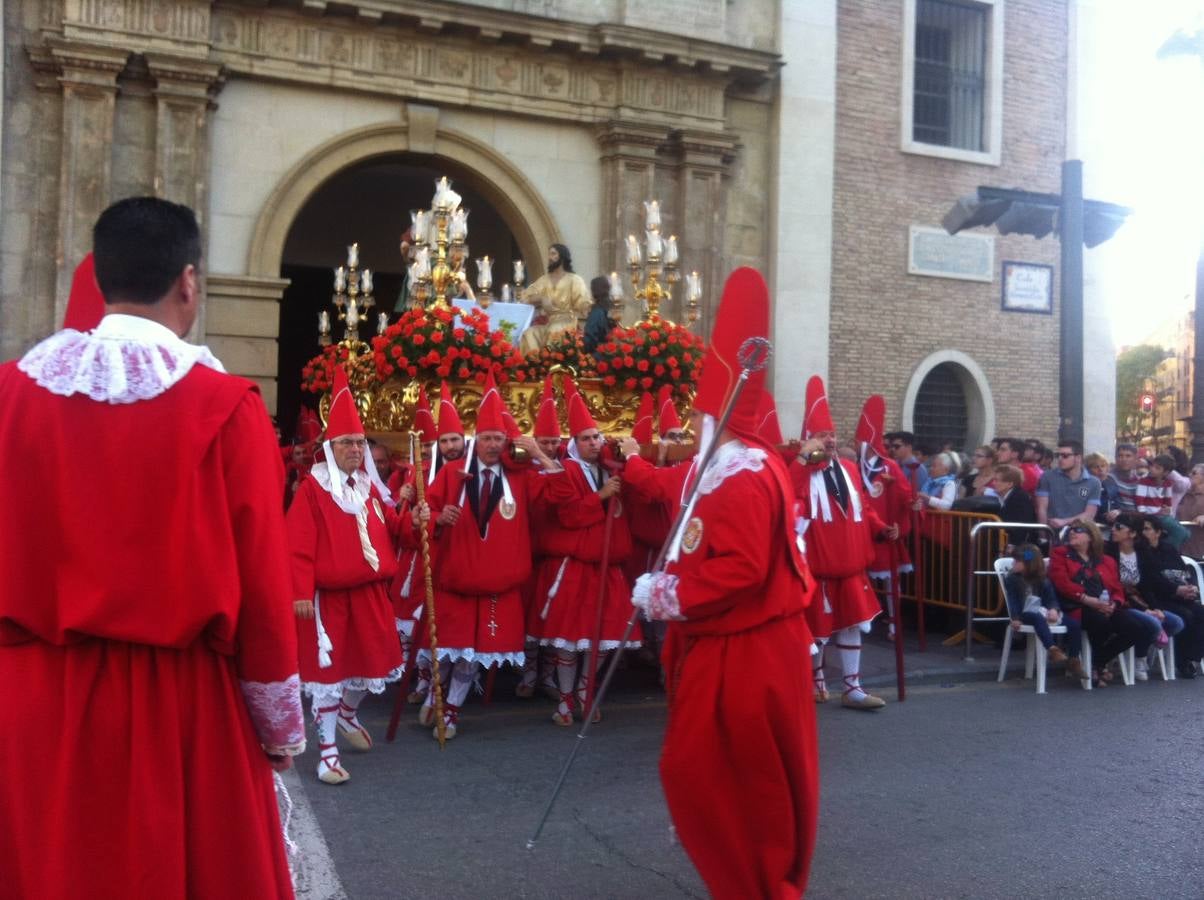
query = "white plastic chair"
xmin=993 ymin=558 xmax=1091 ymax=693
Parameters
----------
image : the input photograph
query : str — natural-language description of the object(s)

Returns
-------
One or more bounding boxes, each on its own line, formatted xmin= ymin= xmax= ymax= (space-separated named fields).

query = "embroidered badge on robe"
xmin=682 ymin=517 xmax=704 ymax=554
xmin=868 ymin=481 xmax=884 ymax=499
xmin=499 ymin=497 xmax=517 ymax=520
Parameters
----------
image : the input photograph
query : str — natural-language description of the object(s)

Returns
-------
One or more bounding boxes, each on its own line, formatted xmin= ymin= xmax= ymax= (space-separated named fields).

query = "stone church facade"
xmin=1 ymin=0 xmax=1109 ymax=449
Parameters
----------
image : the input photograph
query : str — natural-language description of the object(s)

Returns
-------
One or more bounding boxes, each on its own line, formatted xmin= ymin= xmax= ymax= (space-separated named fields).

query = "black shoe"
xmin=1177 ymin=664 xmax=1197 ymax=679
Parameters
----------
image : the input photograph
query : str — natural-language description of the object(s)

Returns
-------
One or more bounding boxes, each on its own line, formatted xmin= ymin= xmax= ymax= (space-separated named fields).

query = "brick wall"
xmin=827 ymin=0 xmax=1067 ymax=450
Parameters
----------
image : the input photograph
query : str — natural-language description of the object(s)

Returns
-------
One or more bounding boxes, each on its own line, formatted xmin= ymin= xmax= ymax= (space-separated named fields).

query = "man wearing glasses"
xmin=1035 ymin=440 xmax=1102 ymax=530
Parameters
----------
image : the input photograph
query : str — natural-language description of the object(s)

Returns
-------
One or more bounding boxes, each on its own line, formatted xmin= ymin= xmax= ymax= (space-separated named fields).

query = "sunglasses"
xmin=1068 ymin=526 xmax=1089 ymax=535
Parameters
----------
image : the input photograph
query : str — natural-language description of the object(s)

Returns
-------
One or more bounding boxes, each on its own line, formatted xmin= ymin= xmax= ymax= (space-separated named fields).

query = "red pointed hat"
xmin=657 ymin=384 xmax=682 ymax=436
xmin=62 ymin=253 xmax=105 ymax=332
xmin=413 ymin=386 xmax=438 ymax=443
xmin=755 ymin=391 xmax=784 ymax=446
xmin=325 ymin=367 xmax=365 ymax=439
xmin=631 ymin=392 xmax=655 ymax=444
xmin=535 ymin=375 xmax=561 ymax=438
xmin=854 ymin=395 xmax=887 ymax=456
xmin=476 ymin=370 xmax=505 ymax=434
xmin=438 ymin=381 xmax=464 ymax=437
xmin=297 ymin=407 xmax=322 ymax=444
xmin=693 ymin=267 xmax=771 ymax=439
xmin=502 ymin=411 xmax=522 ymax=440
xmin=568 ymin=390 xmax=598 ymax=437
xmin=802 ymin=375 xmax=835 ymax=440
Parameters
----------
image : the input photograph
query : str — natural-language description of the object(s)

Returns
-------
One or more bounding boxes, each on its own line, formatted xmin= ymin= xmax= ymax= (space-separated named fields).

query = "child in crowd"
xmin=1004 ymin=544 xmax=1086 ymax=679
xmin=1135 ymin=454 xmax=1175 ymax=516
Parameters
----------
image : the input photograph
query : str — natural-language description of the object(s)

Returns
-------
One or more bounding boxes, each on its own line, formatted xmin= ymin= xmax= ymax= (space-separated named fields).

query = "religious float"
xmin=302 ymin=177 xmax=705 ymax=439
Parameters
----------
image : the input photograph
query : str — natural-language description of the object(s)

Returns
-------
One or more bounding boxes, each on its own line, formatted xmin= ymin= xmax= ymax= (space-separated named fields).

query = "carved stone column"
xmin=596 ymin=121 xmax=671 ymax=322
xmin=669 ymin=130 xmax=739 ymax=334
xmin=205 ymin=274 xmax=291 ymax=414
xmin=48 ymin=39 xmax=129 ymax=326
xmin=145 ymin=55 xmax=223 ymax=214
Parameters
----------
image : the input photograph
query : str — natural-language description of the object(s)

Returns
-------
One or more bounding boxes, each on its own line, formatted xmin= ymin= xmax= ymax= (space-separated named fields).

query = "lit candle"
xmin=643 ymin=199 xmax=661 ymax=230
xmin=433 ymin=177 xmax=450 ymax=209
xmin=645 ymin=230 xmax=663 ymax=260
xmin=377 ymin=312 xmax=389 ymax=335
xmin=500 ymin=284 xmax=512 ymax=302
xmin=334 ymin=266 xmax=347 ymax=293
xmin=686 ymin=271 xmax=702 ymax=302
xmin=476 ymin=256 xmax=493 ymax=290
xmin=608 ymin=272 xmax=624 ymax=301
xmin=361 ymin=269 xmax=373 ymax=294
xmin=514 ymin=260 xmax=525 ymax=284
xmin=414 ymin=247 xmax=431 ymax=280
xmin=626 ymin=234 xmax=641 ymax=265
xmin=664 ymin=235 xmax=679 ymax=265
xmin=346 ymin=298 xmax=359 ymax=328
xmin=450 ymin=208 xmax=469 ymax=242
xmin=318 ymin=310 xmax=331 ymax=334
xmin=412 ymin=210 xmax=429 ymax=243
xmin=347 ymin=244 xmax=359 ymax=269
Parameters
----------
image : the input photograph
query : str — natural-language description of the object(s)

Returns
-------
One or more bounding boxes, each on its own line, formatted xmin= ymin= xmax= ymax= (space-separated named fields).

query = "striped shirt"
xmin=1134 ymin=476 xmax=1173 ymax=515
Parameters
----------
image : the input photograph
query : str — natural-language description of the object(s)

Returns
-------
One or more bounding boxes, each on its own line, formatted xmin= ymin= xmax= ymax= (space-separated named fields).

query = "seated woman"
xmin=914 ymin=452 xmax=959 ymax=511
xmin=1136 ymin=515 xmax=1204 ymax=679
xmin=1105 ymin=513 xmax=1184 ymax=681
xmin=993 ymin=464 xmax=1038 ymax=549
xmin=1003 ymin=544 xmax=1085 ymax=680
xmin=1049 ymin=521 xmax=1157 ymax=688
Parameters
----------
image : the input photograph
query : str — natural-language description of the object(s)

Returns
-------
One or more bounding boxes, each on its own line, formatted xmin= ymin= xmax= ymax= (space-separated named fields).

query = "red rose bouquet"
xmin=524 ymin=329 xmax=598 ymax=379
xmin=300 ymin=343 xmax=377 ymax=395
xmin=371 ymin=305 xmax=528 ymax=384
xmin=592 ymin=319 xmax=704 ymax=398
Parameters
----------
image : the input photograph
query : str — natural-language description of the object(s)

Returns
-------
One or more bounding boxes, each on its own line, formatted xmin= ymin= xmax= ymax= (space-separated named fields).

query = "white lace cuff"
xmin=240 ymin=675 xmax=306 ymax=756
xmin=632 ymin=572 xmax=683 ymax=621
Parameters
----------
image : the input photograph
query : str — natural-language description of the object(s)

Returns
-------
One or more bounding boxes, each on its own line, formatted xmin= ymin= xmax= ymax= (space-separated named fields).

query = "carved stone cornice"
xmin=145 ymin=53 xmax=225 ymax=104
xmin=59 ymin=0 xmax=212 ymax=59
xmin=44 ymin=37 xmax=129 ymax=92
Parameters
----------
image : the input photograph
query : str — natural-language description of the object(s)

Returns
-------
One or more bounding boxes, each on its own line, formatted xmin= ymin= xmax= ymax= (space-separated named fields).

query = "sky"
xmin=1077 ymin=0 xmax=1204 ymax=347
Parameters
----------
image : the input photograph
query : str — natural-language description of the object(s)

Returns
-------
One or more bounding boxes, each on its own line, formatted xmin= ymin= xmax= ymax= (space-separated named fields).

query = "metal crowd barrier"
xmin=961 ymin=520 xmax=1058 ymax=660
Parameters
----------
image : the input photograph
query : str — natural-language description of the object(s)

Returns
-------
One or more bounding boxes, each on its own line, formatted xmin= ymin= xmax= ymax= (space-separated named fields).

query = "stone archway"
xmin=901 ymin=349 xmax=996 ymax=451
xmin=246 ymin=120 xmax=559 ymax=280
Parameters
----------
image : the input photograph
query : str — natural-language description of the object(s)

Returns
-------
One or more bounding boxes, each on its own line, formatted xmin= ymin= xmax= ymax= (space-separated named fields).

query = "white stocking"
xmin=555 ymin=650 xmax=578 ymax=716
xmin=834 ymin=626 xmax=868 ymax=701
xmin=421 ymin=659 xmax=452 ymax=710
xmin=446 ymin=659 xmax=476 ymax=708
xmin=812 ymin=639 xmax=828 ymax=695
xmin=313 ymin=699 xmax=341 ymax=773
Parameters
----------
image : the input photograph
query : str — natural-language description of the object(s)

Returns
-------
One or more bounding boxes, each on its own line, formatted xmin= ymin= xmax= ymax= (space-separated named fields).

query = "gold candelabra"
xmin=407 ymin=177 xmax=472 ymax=310
xmin=615 ymin=200 xmax=703 ymax=327
xmin=319 ymin=242 xmax=379 ymax=347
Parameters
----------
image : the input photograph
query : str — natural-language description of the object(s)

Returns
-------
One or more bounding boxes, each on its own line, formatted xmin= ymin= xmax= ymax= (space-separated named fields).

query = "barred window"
xmin=913 ymin=0 xmax=987 ymax=151
xmin=914 ymin=362 xmax=969 ymax=451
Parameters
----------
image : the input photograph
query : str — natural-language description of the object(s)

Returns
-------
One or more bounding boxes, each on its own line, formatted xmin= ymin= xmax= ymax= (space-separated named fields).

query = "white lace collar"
xmin=697 ymin=439 xmax=767 ymax=496
xmin=17 ymin=313 xmax=225 ymax=404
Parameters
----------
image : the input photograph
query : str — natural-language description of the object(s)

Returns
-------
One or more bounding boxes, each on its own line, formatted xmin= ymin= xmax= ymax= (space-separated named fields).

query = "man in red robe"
xmin=530 ymin=385 xmax=638 ymax=726
xmin=0 ymin=197 xmax=304 ymax=898
xmin=855 ymin=395 xmax=914 ymax=640
xmin=795 ymin=376 xmax=896 ymax=709
xmin=632 ymin=267 xmax=819 ymax=900
xmin=412 ymin=374 xmax=564 ymax=737
xmin=289 ymin=368 xmax=404 ymax=784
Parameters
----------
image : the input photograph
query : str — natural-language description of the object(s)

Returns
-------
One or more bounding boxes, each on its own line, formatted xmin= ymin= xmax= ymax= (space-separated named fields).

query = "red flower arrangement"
xmin=300 ymin=343 xmax=377 ymax=395
xmin=524 ymin=329 xmax=598 ymax=379
xmin=591 ymin=319 xmax=704 ymax=398
xmin=371 ymin=305 xmax=528 ymax=385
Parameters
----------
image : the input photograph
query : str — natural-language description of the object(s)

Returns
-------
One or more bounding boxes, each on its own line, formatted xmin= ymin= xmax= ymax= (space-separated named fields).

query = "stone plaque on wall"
xmin=907 ymin=226 xmax=994 ymax=283
xmin=623 ymin=0 xmax=725 ymax=39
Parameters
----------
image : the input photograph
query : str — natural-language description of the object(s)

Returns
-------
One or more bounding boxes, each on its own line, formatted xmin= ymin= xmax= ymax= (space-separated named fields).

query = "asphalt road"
xmin=288 ymin=665 xmax=1204 ymax=899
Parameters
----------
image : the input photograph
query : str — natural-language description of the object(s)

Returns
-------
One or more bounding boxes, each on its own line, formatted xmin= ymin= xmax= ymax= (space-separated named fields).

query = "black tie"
xmin=824 ymin=464 xmax=847 ymax=513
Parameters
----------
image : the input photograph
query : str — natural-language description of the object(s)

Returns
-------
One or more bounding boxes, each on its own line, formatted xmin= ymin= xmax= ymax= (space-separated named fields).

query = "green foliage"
xmin=1116 ymin=344 xmax=1169 ymax=437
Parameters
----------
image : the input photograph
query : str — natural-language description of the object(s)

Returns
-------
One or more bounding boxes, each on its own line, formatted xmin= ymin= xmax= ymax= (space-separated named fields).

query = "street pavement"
xmin=286 ymin=652 xmax=1204 ymax=900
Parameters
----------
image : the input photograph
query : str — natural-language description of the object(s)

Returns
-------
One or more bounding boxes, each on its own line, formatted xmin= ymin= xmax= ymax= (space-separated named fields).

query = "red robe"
xmin=287 ymin=473 xmax=403 ymax=692
xmin=793 ymin=457 xmax=886 ymax=637
xmin=620 ymin=455 xmax=685 ymax=583
xmin=0 ymin=362 xmax=300 ymax=899
xmin=529 ymin=461 xmax=638 ymax=649
xmin=659 ymin=443 xmax=818 ymax=900
xmin=414 ymin=456 xmax=561 ymax=665
xmin=863 ymin=456 xmax=914 ymax=579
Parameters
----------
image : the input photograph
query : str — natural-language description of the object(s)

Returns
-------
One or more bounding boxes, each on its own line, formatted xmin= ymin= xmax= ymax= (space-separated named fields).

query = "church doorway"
xmin=276 ymin=154 xmax=523 ymax=441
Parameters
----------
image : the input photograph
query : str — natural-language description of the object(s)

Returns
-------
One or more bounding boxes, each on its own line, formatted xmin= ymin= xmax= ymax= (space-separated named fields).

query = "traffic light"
xmin=1140 ymin=393 xmax=1156 ymax=413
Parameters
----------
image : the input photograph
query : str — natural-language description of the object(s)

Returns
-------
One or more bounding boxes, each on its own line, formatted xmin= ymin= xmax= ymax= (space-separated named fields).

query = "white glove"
xmin=631 ymin=572 xmax=682 ymax=621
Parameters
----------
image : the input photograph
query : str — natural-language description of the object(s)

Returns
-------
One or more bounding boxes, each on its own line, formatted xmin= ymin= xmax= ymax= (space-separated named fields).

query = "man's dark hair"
xmin=1115 ymin=442 xmax=1138 ymax=454
xmin=893 ymin=431 xmax=916 ymax=447
xmin=1151 ymin=453 xmax=1177 ymax=473
xmin=995 ymin=437 xmax=1022 ymax=454
xmin=1057 ymin=439 xmax=1083 ymax=456
xmin=589 ymin=275 xmax=609 ymax=304
xmin=550 ymin=242 xmax=574 ymax=273
xmin=93 ymin=197 xmax=201 ymax=305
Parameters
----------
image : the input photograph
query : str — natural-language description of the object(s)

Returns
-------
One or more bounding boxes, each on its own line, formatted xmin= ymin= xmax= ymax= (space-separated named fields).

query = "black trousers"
xmin=1157 ymin=600 xmax=1204 ymax=663
xmin=1081 ymin=607 xmax=1157 ymax=668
